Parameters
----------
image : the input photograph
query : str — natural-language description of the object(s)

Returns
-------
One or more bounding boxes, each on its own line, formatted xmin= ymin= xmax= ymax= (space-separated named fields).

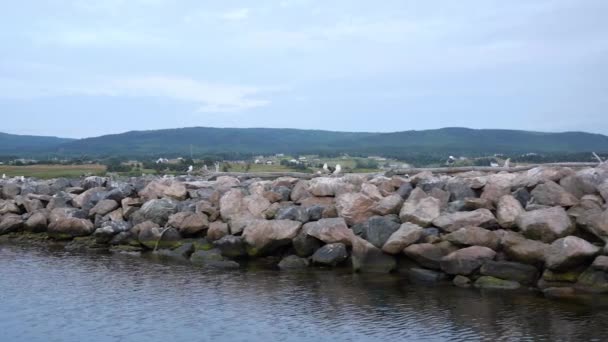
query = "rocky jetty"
xmin=2 ymin=164 xmax=608 ymax=302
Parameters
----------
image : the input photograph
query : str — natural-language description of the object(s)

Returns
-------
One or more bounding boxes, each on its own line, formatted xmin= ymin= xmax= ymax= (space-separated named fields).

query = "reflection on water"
xmin=1 ymin=245 xmax=607 ymax=342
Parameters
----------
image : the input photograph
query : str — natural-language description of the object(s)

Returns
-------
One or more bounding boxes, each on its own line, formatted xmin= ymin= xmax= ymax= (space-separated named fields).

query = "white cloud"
xmin=221 ymin=8 xmax=250 ymax=21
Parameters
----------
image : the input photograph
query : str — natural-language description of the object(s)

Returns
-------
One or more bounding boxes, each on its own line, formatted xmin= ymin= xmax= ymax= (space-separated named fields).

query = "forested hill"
xmin=0 ymin=132 xmax=74 ymax=154
xmin=2 ymin=127 xmax=608 ymax=158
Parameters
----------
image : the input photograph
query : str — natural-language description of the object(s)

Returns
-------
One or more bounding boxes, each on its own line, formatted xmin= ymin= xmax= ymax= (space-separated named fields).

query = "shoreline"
xmin=1 ymin=164 xmax=608 ymax=304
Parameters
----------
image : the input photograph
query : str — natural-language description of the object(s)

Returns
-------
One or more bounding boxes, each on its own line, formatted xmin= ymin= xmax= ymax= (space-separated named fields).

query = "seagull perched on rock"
xmin=20 ymin=176 xmax=25 ymax=182
xmin=333 ymin=164 xmax=342 ymax=175
xmin=187 ymin=165 xmax=193 ymax=173
xmin=322 ymin=163 xmax=330 ymax=173
xmin=504 ymin=158 xmax=511 ymax=168
xmin=1 ymin=174 xmax=5 ymax=180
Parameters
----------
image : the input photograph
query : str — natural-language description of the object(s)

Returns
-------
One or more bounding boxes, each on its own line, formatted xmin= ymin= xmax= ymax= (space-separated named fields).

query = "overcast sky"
xmin=1 ymin=0 xmax=607 ymax=138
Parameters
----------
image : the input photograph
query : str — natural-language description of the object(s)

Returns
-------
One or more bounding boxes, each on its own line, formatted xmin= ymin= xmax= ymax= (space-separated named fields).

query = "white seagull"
xmin=333 ymin=164 xmax=342 ymax=175
xmin=322 ymin=163 xmax=329 ymax=173
xmin=187 ymin=165 xmax=194 ymax=173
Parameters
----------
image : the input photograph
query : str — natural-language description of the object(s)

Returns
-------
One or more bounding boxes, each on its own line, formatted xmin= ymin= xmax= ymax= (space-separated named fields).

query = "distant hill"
xmin=0 ymin=132 xmax=74 ymax=155
xmin=2 ymin=127 xmax=608 ymax=159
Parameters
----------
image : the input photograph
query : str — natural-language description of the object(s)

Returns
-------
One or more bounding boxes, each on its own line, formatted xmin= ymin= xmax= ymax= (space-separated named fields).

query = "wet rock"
xmin=138 ymin=199 xmax=178 ymax=226
xmin=0 ymin=214 xmax=23 ymax=234
xmin=93 ymin=221 xmax=132 ymax=243
xmin=453 ymin=275 xmax=472 ymax=288
xmin=496 ymin=195 xmax=524 ymax=229
xmin=440 ymin=246 xmax=496 ymax=275
xmin=213 ymin=235 xmax=247 ymax=258
xmin=89 ymin=199 xmax=119 ymax=217
xmin=206 ymin=221 xmax=229 ymax=242
xmin=351 ymin=236 xmax=396 ymax=273
xmin=407 ymin=268 xmax=448 ymax=284
xmin=432 ymin=209 xmax=497 ymax=233
xmin=24 ymin=211 xmax=48 ymax=232
xmin=399 ymin=196 xmax=440 ymax=227
xmin=48 ymin=217 xmax=95 ymax=239
xmin=444 ymin=226 xmax=499 ymax=250
xmin=576 ymin=267 xmax=608 ymax=293
xmin=276 ymin=206 xmax=310 ymax=223
xmin=136 ymin=222 xmax=181 ymax=250
xmin=480 ymin=261 xmax=539 ymax=285
xmin=403 ymin=241 xmax=458 ymax=270
xmin=154 ymin=243 xmax=195 ymax=261
xmin=474 ymin=276 xmax=521 ymax=290
xmin=381 ymin=223 xmax=423 ymax=254
xmin=304 ymin=218 xmax=355 ymax=245
xmin=311 ymin=243 xmax=349 ymax=266
xmin=591 ymin=255 xmax=608 ymax=272
xmin=167 ymin=212 xmax=209 ymax=237
xmin=544 ymin=236 xmax=600 ymax=271
xmin=278 ymin=255 xmax=310 ymax=270
xmin=336 ymin=193 xmax=376 ymax=226
xmin=242 ymin=219 xmax=302 ymax=256
xmin=515 ymin=206 xmax=574 ymax=243
xmin=530 ymin=181 xmax=578 ymax=207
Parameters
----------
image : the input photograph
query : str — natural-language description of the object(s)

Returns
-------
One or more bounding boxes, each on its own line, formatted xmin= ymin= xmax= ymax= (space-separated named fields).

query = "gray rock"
xmin=48 ymin=217 xmax=95 ymax=238
xmin=361 ymin=215 xmax=401 ymax=248
xmin=500 ymin=231 xmax=550 ymax=265
xmin=0 ymin=214 xmax=23 ymax=234
xmin=278 ymin=255 xmax=310 ymax=270
xmin=474 ymin=276 xmax=521 ymax=290
xmin=276 ymin=206 xmax=310 ymax=223
xmin=399 ymin=196 xmax=441 ymax=227
xmin=480 ymin=261 xmax=539 ymax=285
xmin=381 ymin=223 xmax=423 ymax=254
xmin=403 ymin=241 xmax=458 ymax=270
xmin=311 ymin=243 xmax=349 ymax=266
xmin=304 ymin=218 xmax=355 ymax=245
xmin=531 ymin=181 xmax=579 ymax=207
xmin=444 ymin=226 xmax=499 ymax=250
xmin=440 ymin=246 xmax=496 ymax=275
xmin=453 ymin=275 xmax=472 ymax=288
xmin=432 ymin=209 xmax=497 ymax=232
xmin=2 ymin=183 xmax=21 ymax=199
xmin=516 ymin=206 xmax=574 ymax=243
xmin=544 ymin=236 xmax=600 ymax=271
xmin=213 ymin=235 xmax=248 ymax=258
xmin=292 ymin=224 xmax=323 ymax=257
xmin=89 ymin=199 xmax=119 ymax=217
xmin=242 ymin=219 xmax=302 ymax=256
xmin=167 ymin=211 xmax=209 ymax=237
xmin=155 ymin=243 xmax=195 ymax=261
xmin=496 ymin=195 xmax=524 ymax=229
xmin=306 ymin=205 xmax=324 ymax=222
xmin=351 ymin=236 xmax=396 ymax=273
xmin=24 ymin=211 xmax=48 ymax=232
xmin=446 ymin=180 xmax=476 ymax=201
xmin=138 ymin=199 xmax=178 ymax=226
xmin=407 ymin=268 xmax=448 ymax=283
xmin=591 ymin=255 xmax=608 ymax=272
xmin=512 ymin=188 xmax=531 ymax=208
xmin=135 ymin=221 xmax=181 ymax=249
xmin=396 ymin=182 xmax=413 ymax=199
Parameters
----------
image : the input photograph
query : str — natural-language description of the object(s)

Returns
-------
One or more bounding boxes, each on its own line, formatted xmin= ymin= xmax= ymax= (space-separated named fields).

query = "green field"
xmin=0 ymin=164 xmax=106 ymax=179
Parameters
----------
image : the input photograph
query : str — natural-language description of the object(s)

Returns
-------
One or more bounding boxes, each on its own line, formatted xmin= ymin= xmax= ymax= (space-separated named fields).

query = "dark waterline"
xmin=1 ymin=245 xmax=607 ymax=342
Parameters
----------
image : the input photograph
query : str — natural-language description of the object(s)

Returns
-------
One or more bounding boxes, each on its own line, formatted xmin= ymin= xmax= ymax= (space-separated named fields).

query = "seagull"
xmin=504 ymin=158 xmax=511 ymax=168
xmin=187 ymin=165 xmax=193 ymax=173
xmin=333 ymin=164 xmax=342 ymax=175
xmin=322 ymin=163 xmax=329 ymax=173
xmin=20 ymin=176 xmax=25 ymax=182
xmin=1 ymin=174 xmax=5 ymax=179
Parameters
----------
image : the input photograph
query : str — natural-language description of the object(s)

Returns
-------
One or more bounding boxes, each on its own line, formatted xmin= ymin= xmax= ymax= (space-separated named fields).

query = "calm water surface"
xmin=1 ymin=245 xmax=608 ymax=342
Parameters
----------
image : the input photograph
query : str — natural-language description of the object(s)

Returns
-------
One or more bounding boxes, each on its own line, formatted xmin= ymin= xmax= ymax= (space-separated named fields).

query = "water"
xmin=1 ymin=245 xmax=607 ymax=342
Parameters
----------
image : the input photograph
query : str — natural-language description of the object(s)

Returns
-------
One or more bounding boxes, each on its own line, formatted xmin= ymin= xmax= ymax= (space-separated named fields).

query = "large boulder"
xmin=381 ymin=223 xmax=423 ymax=254
xmin=139 ymin=180 xmax=187 ymax=200
xmin=0 ymin=200 xmax=20 ymax=215
xmin=0 ymin=214 xmax=24 ymax=234
xmin=481 ymin=173 xmax=515 ymax=204
xmin=24 ymin=211 xmax=48 ymax=232
xmin=445 ymin=179 xmax=476 ymax=201
xmin=432 ymin=209 xmax=497 ymax=233
xmin=440 ymin=246 xmax=496 ymax=275
xmin=167 ymin=212 xmax=209 ymax=237
xmin=336 ymin=193 xmax=376 ymax=226
xmin=136 ymin=221 xmax=181 ymax=250
xmin=403 ymin=241 xmax=458 ymax=270
xmin=544 ymin=236 xmax=600 ymax=271
xmin=206 ymin=221 xmax=229 ymax=242
xmin=351 ymin=236 xmax=396 ymax=273
xmin=278 ymin=255 xmax=310 ymax=270
xmin=500 ymin=231 xmax=549 ymax=265
xmin=444 ymin=226 xmax=499 ymax=250
xmin=480 ymin=261 xmax=539 ymax=285
xmin=530 ymin=181 xmax=578 ymax=207
xmin=275 ymin=206 xmax=310 ymax=223
xmin=311 ymin=243 xmax=349 ymax=266
xmin=583 ymin=209 xmax=608 ymax=243
xmin=242 ymin=219 xmax=302 ymax=256
xmin=138 ymin=199 xmax=178 ymax=226
xmin=213 ymin=235 xmax=248 ymax=258
xmin=73 ymin=187 xmax=107 ymax=211
xmin=303 ymin=218 xmax=355 ymax=245
xmin=399 ymin=196 xmax=440 ymax=227
xmin=361 ymin=215 xmax=401 ymax=248
xmin=496 ymin=195 xmax=524 ymax=229
xmin=81 ymin=176 xmax=108 ymax=190
xmin=89 ymin=199 xmax=119 ymax=217
xmin=2 ymin=183 xmax=21 ymax=199
xmin=474 ymin=276 xmax=521 ymax=290
xmin=292 ymin=223 xmax=323 ymax=257
xmin=48 ymin=217 xmax=95 ymax=238
xmin=515 ymin=206 xmax=574 ymax=243
xmin=512 ymin=166 xmax=572 ymax=189
xmin=373 ymin=194 xmax=404 ymax=216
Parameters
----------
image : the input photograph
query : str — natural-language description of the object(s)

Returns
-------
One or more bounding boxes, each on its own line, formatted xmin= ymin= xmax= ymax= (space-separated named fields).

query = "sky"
xmin=1 ymin=0 xmax=607 ymax=138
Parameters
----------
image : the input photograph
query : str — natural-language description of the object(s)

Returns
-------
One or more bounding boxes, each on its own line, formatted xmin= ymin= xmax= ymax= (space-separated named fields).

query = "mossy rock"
xmin=576 ymin=268 xmax=608 ymax=294
xmin=474 ymin=276 xmax=521 ymax=290
xmin=542 ymin=269 xmax=582 ymax=283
